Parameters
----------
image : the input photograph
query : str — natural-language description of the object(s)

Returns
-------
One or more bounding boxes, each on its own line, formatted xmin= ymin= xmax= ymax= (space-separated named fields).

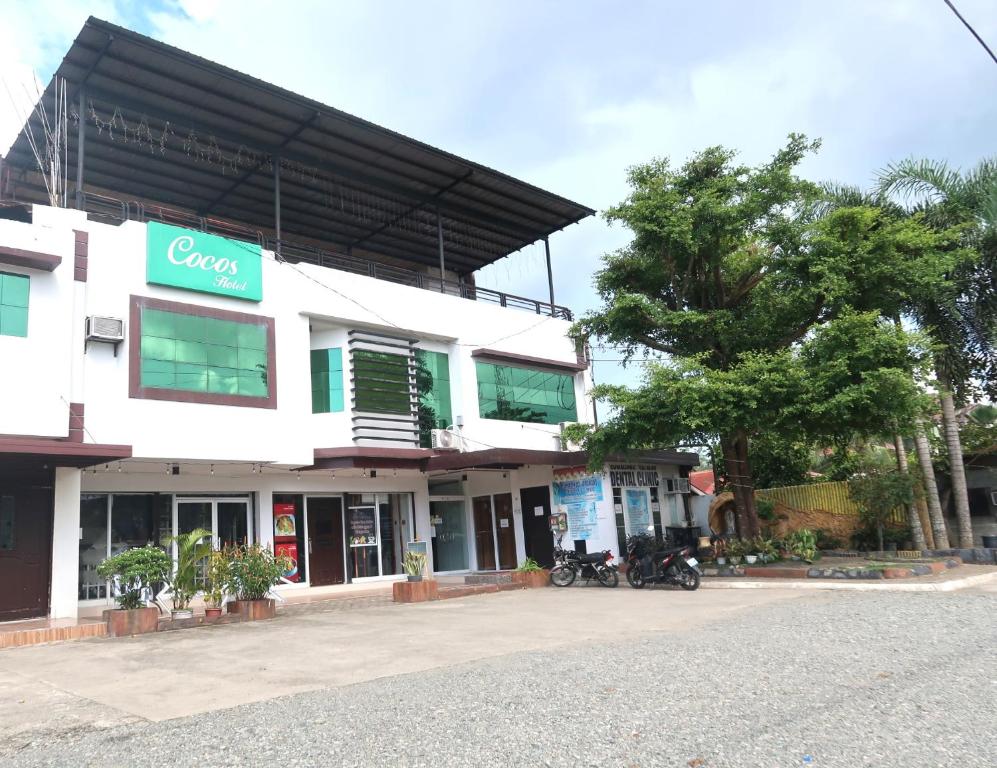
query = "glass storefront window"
xmin=139 ymin=306 xmax=269 ymax=397
xmin=345 ymin=493 xmax=412 ymax=579
xmin=79 ymin=495 xmax=109 ymax=600
xmin=110 ymin=495 xmax=171 ymax=556
xmin=311 ymin=348 xmax=344 ymax=413
xmin=475 ymin=361 xmax=577 ymax=425
xmin=416 ymin=350 xmax=452 ymax=447
xmin=352 ymin=350 xmax=411 ymax=414
xmin=431 ymin=500 xmax=468 ymax=572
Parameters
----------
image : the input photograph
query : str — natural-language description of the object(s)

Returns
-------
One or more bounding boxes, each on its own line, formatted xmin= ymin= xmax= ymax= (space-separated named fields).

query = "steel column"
xmin=544 ymin=236 xmax=555 ymax=308
xmin=75 ymin=88 xmax=86 ymax=210
xmin=273 ymin=155 xmax=281 ymax=258
xmin=437 ymin=205 xmax=445 ymax=292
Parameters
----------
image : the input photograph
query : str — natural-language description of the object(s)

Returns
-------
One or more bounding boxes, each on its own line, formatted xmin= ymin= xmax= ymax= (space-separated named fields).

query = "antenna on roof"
xmin=3 ymin=74 xmax=69 ymax=207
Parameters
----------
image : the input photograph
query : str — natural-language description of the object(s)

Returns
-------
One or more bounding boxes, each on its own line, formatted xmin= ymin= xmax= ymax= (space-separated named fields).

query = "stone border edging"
xmin=702 ymin=558 xmax=962 ymax=580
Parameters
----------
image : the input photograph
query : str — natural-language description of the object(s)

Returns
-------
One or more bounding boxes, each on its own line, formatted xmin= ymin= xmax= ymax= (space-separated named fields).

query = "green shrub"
xmin=785 ymin=528 xmax=819 ymax=562
xmin=403 ymin=550 xmax=427 ymax=577
xmin=813 ymin=528 xmax=844 ymax=550
xmin=756 ymin=498 xmax=776 ymax=522
xmin=516 ymin=557 xmax=544 ymax=572
xmin=97 ymin=546 xmax=172 ymax=610
xmin=167 ymin=528 xmax=212 ymax=611
xmin=225 ymin=544 xmax=289 ymax=600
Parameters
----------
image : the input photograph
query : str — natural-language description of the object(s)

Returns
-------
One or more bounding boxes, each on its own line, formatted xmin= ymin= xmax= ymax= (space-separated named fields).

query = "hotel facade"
xmin=0 ymin=18 xmax=697 ymax=622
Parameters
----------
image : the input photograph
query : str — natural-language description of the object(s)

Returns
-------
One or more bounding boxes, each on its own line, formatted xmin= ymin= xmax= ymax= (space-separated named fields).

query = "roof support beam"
xmin=544 ymin=236 xmax=555 ymax=309
xmin=200 ymin=111 xmax=320 ymax=216
xmin=79 ymin=85 xmax=540 ymax=244
xmin=273 ymin=155 xmax=281 ymax=258
xmin=437 ymin=205 xmax=445 ymax=292
xmin=74 ymin=87 xmax=86 ymax=210
xmin=69 ymin=37 xmax=580 ymax=225
xmin=350 ymin=171 xmax=472 ymax=250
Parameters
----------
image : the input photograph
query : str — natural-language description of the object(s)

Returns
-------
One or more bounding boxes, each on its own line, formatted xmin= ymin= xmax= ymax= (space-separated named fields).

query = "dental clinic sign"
xmin=146 ymin=222 xmax=263 ymax=302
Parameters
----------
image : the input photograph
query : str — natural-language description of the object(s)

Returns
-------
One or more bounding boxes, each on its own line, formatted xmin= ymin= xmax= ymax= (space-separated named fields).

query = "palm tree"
xmin=877 ymin=158 xmax=997 ymax=547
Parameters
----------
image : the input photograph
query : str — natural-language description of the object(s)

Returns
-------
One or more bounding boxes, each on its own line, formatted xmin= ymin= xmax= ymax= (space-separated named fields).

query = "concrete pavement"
xmin=0 ymin=587 xmax=802 ymax=751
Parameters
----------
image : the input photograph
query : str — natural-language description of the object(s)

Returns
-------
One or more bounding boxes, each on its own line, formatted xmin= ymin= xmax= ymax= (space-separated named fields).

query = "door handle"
xmin=309 ymin=540 xmax=313 ymax=554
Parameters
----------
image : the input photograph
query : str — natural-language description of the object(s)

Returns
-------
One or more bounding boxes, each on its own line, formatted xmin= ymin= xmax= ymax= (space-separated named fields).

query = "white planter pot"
xmin=716 ymin=557 xmax=727 ymax=565
xmin=745 ymin=555 xmax=758 ymax=564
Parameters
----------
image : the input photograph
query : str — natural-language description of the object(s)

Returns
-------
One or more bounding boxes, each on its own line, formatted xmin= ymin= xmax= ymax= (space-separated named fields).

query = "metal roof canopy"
xmin=4 ymin=17 xmax=594 ymax=275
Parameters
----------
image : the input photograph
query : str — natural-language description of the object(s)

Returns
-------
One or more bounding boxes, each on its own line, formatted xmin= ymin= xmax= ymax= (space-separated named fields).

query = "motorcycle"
xmin=625 ymin=529 xmax=701 ymax=591
xmin=549 ymin=534 xmax=618 ymax=588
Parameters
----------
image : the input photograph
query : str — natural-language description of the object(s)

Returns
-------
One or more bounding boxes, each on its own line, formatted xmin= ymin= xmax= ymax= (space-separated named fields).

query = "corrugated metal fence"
xmin=756 ymin=480 xmax=905 ymax=523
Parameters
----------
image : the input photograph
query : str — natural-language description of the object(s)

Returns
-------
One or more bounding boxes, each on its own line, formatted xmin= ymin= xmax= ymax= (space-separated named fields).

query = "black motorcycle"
xmin=625 ymin=532 xmax=700 ymax=590
xmin=549 ymin=535 xmax=619 ymax=588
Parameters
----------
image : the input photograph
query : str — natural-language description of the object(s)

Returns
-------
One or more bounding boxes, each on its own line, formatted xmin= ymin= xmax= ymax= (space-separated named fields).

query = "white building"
xmin=0 ymin=17 xmax=698 ymax=622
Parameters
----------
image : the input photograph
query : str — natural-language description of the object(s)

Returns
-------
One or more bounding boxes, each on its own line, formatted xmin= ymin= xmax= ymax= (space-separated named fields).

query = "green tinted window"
xmin=352 ymin=350 xmax=411 ymax=414
xmin=139 ymin=307 xmax=269 ymax=397
xmin=0 ymin=272 xmax=29 ymax=337
xmin=311 ymin=348 xmax=344 ymax=413
xmin=476 ymin=361 xmax=577 ymax=425
xmin=416 ymin=350 xmax=452 ymax=447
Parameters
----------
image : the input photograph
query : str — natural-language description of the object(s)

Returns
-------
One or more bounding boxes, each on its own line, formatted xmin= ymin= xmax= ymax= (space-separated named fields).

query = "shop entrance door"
xmin=0 ymin=483 xmax=52 ymax=621
xmin=471 ymin=493 xmax=517 ymax=571
xmin=307 ymin=497 xmax=345 ymax=587
xmin=519 ymin=485 xmax=554 ymax=567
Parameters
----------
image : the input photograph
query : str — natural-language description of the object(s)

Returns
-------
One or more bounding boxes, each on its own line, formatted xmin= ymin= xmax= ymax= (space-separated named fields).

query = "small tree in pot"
xmin=167 ymin=528 xmax=213 ymax=620
xmin=225 ymin=544 xmax=289 ymax=620
xmin=203 ymin=550 xmax=229 ymax=619
xmin=97 ymin=546 xmax=171 ymax=636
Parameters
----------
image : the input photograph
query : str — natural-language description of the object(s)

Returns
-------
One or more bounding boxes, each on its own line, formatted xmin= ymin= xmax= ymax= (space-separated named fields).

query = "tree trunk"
xmin=937 ymin=377 xmax=973 ymax=547
xmin=915 ymin=495 xmax=935 ymax=550
xmin=720 ymin=430 xmax=760 ymax=539
xmin=913 ymin=421 xmax=949 ymax=549
xmin=892 ymin=433 xmax=927 ymax=551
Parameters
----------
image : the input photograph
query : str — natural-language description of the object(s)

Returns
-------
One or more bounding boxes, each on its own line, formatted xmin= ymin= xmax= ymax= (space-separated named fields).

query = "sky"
xmin=1 ymin=0 xmax=995 ymax=400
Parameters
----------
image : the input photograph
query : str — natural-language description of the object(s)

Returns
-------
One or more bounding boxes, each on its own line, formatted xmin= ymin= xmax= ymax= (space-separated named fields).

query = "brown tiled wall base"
xmin=0 ymin=622 xmax=106 ymax=649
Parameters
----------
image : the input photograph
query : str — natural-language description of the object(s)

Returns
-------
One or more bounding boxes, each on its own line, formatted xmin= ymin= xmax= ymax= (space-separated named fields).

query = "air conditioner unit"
xmin=431 ymin=428 xmax=462 ymax=451
xmin=559 ymin=421 xmax=583 ymax=452
xmin=662 ymin=477 xmax=691 ymax=494
xmin=86 ymin=315 xmax=124 ymax=343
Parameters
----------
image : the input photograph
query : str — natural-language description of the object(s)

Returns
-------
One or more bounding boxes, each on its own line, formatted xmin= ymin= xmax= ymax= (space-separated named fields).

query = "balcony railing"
xmin=76 ymin=193 xmax=573 ymax=320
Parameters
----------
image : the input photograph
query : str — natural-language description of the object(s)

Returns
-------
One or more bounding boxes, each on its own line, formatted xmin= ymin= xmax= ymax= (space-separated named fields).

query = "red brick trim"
xmin=73 ymin=230 xmax=88 ymax=282
xmin=471 ymin=348 xmax=588 ymax=373
xmin=0 ymin=244 xmax=62 ymax=272
xmin=128 ymin=295 xmax=278 ymax=409
xmin=67 ymin=402 xmax=85 ymax=443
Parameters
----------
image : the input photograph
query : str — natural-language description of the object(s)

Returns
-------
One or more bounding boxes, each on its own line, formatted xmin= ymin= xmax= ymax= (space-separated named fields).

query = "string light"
xmin=210 ymin=464 xmax=215 ymax=476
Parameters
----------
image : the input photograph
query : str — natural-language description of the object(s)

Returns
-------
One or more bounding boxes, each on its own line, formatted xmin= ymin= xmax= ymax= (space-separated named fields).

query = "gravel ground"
xmin=6 ymin=589 xmax=995 ymax=768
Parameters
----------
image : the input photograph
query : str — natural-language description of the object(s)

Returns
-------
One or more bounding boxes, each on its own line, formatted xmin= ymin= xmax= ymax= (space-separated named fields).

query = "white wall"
xmin=0 ymin=209 xmax=83 ymax=437
xmin=51 ymin=467 xmax=82 ymax=618
xmin=4 ymin=205 xmax=590 ymax=461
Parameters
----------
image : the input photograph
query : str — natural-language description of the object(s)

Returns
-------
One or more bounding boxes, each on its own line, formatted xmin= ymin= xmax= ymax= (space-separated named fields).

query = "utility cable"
xmin=942 ymin=0 xmax=997 ymax=65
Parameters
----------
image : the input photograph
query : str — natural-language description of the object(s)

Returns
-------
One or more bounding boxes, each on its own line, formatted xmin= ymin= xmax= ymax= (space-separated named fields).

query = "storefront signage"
xmin=624 ymin=488 xmax=652 ymax=532
xmin=146 ymin=222 xmax=263 ymax=301
xmin=349 ymin=507 xmax=377 ymax=547
xmin=553 ymin=472 xmax=603 ymax=540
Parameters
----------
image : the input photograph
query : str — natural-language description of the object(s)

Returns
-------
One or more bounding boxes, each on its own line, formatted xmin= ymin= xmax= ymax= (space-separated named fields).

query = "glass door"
xmin=431 ymin=499 xmax=468 ymax=572
xmin=174 ymin=497 xmax=252 ymax=549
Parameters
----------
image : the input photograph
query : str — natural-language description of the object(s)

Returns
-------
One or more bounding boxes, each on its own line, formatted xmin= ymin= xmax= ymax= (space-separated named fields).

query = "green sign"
xmin=146 ymin=222 xmax=263 ymax=301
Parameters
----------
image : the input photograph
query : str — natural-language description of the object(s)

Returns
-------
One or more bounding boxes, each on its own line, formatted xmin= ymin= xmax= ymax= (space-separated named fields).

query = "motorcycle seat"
xmin=575 ymin=552 xmax=606 ymax=564
xmin=656 ymin=546 xmax=688 ymax=556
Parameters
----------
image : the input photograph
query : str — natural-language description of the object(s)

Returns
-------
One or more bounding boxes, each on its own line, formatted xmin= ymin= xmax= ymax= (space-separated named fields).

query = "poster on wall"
xmin=549 ymin=513 xmax=568 ymax=532
xmin=553 ymin=468 xmax=604 ymax=541
xmin=624 ymin=488 xmax=652 ymax=533
xmin=273 ymin=503 xmax=297 ymax=538
xmin=348 ymin=507 xmax=377 ymax=546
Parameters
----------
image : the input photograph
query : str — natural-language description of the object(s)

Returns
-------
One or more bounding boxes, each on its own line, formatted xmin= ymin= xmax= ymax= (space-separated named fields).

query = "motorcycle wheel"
xmin=597 ymin=567 xmax=619 ymax=588
xmin=626 ymin=566 xmax=645 ymax=589
xmin=679 ymin=567 xmax=701 ymax=591
xmin=549 ymin=565 xmax=576 ymax=587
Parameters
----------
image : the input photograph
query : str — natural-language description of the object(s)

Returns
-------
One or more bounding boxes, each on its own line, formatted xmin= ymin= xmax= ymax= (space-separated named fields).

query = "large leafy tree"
xmin=877 ymin=158 xmax=997 ymax=547
xmin=571 ymin=136 xmax=952 ymax=538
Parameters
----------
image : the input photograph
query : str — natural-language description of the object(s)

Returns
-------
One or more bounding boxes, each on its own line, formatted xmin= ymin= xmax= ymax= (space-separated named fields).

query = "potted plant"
xmin=203 ymin=549 xmax=228 ymax=619
xmin=713 ymin=537 xmax=727 ymax=565
xmin=753 ymin=537 xmax=779 ymax=563
xmin=512 ymin=557 xmax=549 ymax=588
xmin=403 ymin=550 xmax=427 ymax=582
xmin=726 ymin=538 xmax=744 ymax=565
xmin=225 ymin=543 xmax=289 ymax=620
xmin=786 ymin=528 xmax=819 ymax=563
xmin=167 ymin=527 xmax=212 ymax=620
xmin=97 ymin=545 xmax=172 ymax=636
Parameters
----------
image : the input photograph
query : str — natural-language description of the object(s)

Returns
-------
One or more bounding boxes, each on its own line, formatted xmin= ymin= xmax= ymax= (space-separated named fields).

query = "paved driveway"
xmin=2 ymin=585 xmax=994 ymax=766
